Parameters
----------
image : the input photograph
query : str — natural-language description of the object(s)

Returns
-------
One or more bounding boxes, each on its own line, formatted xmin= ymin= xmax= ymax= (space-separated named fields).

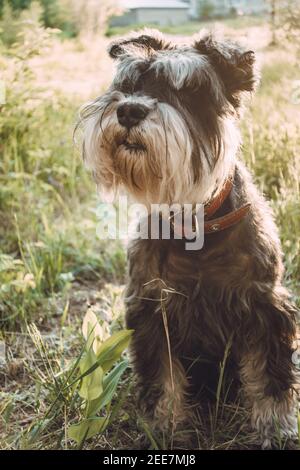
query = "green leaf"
xmin=79 ymin=349 xmax=103 ymax=401
xmin=86 ymin=359 xmax=129 ymax=417
xmin=82 ymin=310 xmax=103 ymax=353
xmin=69 ymin=330 xmax=133 ymax=393
xmin=95 ymin=329 xmax=133 ymax=373
xmin=68 ymin=417 xmax=107 ymax=444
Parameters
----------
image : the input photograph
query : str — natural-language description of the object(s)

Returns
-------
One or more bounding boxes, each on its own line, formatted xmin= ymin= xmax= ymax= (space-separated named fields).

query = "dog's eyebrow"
xmin=113 ymin=57 xmax=153 ymax=92
xmin=148 ymin=51 xmax=215 ymax=91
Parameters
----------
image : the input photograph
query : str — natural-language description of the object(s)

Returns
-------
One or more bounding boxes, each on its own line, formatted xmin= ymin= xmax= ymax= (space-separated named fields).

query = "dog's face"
xmin=80 ymin=30 xmax=258 ymax=206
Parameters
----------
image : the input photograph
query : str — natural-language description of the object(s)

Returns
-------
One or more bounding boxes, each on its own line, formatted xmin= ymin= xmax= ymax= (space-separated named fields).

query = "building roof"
xmin=121 ymin=1 xmax=189 ymax=10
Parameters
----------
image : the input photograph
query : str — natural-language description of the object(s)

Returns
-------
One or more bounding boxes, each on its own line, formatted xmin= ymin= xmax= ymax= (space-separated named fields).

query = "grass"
xmin=106 ymin=14 xmax=266 ymax=37
xmin=0 ymin=17 xmax=299 ymax=449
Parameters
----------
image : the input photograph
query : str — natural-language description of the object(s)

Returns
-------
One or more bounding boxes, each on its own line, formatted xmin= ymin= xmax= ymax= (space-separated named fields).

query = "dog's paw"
xmin=252 ymin=397 xmax=298 ymax=449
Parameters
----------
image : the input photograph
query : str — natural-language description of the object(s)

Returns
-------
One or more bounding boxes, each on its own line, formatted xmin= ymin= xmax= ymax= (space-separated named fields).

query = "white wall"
xmin=136 ymin=8 xmax=189 ymax=25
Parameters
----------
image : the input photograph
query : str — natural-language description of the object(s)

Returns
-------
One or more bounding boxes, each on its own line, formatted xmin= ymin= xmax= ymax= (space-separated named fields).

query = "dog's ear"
xmin=193 ymin=34 xmax=258 ymax=107
xmin=108 ymin=29 xmax=172 ymax=59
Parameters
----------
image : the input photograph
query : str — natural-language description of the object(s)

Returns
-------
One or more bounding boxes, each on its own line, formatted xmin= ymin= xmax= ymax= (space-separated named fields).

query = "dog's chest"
xmin=128 ymin=236 xmax=248 ymax=300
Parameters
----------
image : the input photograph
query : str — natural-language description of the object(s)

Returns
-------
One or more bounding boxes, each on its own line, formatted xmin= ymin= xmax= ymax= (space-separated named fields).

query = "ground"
xmin=0 ymin=17 xmax=299 ymax=449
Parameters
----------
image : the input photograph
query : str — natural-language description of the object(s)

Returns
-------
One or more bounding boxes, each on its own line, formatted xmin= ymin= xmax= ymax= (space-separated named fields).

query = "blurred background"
xmin=0 ymin=0 xmax=299 ymax=450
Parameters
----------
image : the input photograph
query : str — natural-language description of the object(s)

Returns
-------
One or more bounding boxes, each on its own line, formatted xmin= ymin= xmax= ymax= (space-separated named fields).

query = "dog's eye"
xmin=118 ymin=78 xmax=135 ymax=94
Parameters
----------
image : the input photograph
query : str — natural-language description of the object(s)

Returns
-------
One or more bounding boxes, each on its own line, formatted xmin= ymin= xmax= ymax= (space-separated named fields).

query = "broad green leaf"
xmin=73 ymin=330 xmax=133 ymax=388
xmin=95 ymin=329 xmax=133 ymax=373
xmin=68 ymin=417 xmax=107 ymax=444
xmin=79 ymin=349 xmax=103 ymax=400
xmin=82 ymin=310 xmax=103 ymax=353
xmin=86 ymin=359 xmax=129 ymax=416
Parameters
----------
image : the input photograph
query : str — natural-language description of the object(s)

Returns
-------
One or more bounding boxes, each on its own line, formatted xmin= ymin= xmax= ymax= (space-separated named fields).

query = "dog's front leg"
xmin=125 ymin=295 xmax=189 ymax=433
xmin=240 ymin=300 xmax=298 ymax=448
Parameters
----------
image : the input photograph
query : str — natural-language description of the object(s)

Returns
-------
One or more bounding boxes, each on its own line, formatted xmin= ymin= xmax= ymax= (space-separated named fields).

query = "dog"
xmin=78 ymin=30 xmax=298 ymax=448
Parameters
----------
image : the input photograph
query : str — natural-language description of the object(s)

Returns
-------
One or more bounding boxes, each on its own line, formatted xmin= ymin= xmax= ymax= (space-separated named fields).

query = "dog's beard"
xmin=81 ymin=92 xmax=239 ymax=207
xmin=82 ymin=95 xmax=193 ymax=206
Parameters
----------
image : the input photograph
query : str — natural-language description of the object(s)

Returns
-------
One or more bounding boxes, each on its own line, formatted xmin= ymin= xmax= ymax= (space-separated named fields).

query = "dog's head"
xmin=79 ymin=29 xmax=258 ymax=206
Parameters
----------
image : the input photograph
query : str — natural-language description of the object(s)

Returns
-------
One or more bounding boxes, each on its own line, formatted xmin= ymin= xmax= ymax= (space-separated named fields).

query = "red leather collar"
xmin=171 ymin=178 xmax=251 ymax=237
xmin=204 ymin=203 xmax=251 ymax=234
xmin=204 ymin=178 xmax=234 ymax=219
xmin=203 ymin=178 xmax=251 ymax=234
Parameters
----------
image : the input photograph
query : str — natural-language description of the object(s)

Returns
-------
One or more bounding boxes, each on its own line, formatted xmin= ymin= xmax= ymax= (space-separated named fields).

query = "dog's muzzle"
xmin=117 ymin=102 xmax=149 ymax=129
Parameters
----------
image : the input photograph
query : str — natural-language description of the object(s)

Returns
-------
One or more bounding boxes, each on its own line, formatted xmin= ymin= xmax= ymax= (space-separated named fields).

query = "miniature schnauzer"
xmin=78 ymin=30 xmax=298 ymax=448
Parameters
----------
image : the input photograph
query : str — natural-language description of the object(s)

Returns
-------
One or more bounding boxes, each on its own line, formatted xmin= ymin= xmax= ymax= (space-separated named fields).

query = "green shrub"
xmin=0 ymin=18 xmax=126 ymax=329
xmin=0 ymin=1 xmax=20 ymax=46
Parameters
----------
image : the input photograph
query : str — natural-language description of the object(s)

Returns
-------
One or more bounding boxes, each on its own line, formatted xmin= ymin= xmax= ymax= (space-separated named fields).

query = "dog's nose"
xmin=117 ymin=103 xmax=149 ymax=128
